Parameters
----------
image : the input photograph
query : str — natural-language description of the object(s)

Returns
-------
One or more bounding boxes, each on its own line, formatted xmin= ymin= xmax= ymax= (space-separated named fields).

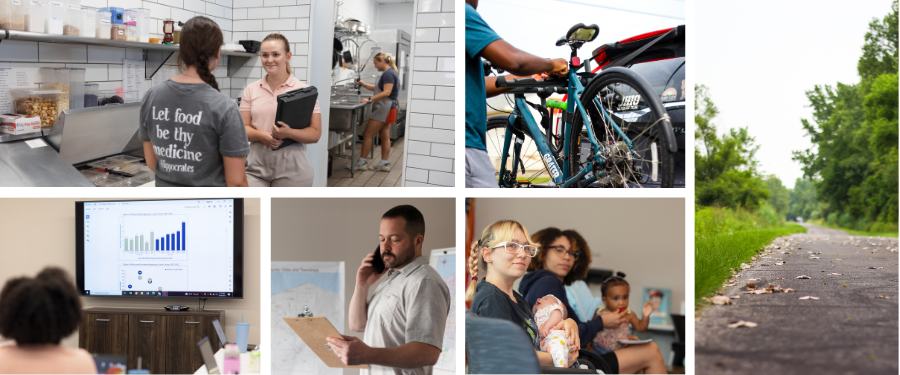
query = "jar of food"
xmin=46 ymin=0 xmax=64 ymax=34
xmin=10 ymin=88 xmax=62 ymax=128
xmin=125 ymin=23 xmax=136 ymax=41
xmin=162 ymin=18 xmax=173 ymax=44
xmin=173 ymin=20 xmax=182 ymax=44
xmin=39 ymin=67 xmax=69 ymax=119
xmin=95 ymin=8 xmax=110 ymax=38
xmin=83 ymin=83 xmax=98 ymax=107
xmin=103 ymin=6 xmax=123 ymax=40
xmin=25 ymin=0 xmax=45 ymax=32
xmin=137 ymin=7 xmax=149 ymax=42
xmin=63 ymin=0 xmax=81 ymax=36
xmin=81 ymin=6 xmax=94 ymax=37
xmin=0 ymin=0 xmax=27 ymax=31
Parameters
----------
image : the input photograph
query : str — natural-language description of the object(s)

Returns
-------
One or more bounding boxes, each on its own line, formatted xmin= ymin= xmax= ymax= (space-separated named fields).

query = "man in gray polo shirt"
xmin=326 ymin=205 xmax=451 ymax=375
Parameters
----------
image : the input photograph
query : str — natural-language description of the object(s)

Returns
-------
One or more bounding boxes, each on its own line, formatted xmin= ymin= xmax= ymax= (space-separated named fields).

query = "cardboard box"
xmin=0 ymin=114 xmax=42 ymax=135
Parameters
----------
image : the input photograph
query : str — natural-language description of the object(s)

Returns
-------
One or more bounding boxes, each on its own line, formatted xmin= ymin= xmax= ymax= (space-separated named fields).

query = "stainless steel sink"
xmin=330 ymin=95 xmax=371 ymax=132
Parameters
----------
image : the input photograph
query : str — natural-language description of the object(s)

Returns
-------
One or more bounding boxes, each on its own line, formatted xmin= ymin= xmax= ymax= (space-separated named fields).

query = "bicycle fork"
xmin=504 ymin=98 xmax=564 ymax=186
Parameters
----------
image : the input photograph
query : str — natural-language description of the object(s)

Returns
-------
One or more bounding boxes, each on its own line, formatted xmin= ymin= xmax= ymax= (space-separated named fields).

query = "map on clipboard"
xmin=282 ymin=317 xmax=370 ymax=369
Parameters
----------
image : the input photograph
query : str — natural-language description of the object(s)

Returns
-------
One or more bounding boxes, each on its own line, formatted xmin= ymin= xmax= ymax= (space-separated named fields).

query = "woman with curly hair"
xmin=519 ymin=227 xmax=666 ymax=374
xmin=0 ymin=267 xmax=96 ymax=374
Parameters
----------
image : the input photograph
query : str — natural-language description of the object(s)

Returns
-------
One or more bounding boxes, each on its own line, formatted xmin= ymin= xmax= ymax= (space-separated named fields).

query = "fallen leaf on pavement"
xmin=775 ymin=261 xmax=784 ymax=265
xmin=876 ymin=295 xmax=889 ymax=299
xmin=784 ymin=288 xmax=796 ymax=293
xmin=799 ymin=296 xmax=820 ymax=300
xmin=710 ymin=295 xmax=731 ymax=305
xmin=828 ymin=273 xmax=842 ymax=275
xmin=727 ymin=320 xmax=758 ymax=328
xmin=740 ymin=263 xmax=751 ymax=270
xmin=746 ymin=282 xmax=757 ymax=290
xmin=866 ymin=267 xmax=885 ymax=269
xmin=796 ymin=275 xmax=811 ymax=279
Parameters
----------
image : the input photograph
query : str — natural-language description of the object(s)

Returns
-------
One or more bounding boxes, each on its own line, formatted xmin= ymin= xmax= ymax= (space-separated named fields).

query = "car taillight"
xmin=592 ymin=48 xmax=609 ymax=72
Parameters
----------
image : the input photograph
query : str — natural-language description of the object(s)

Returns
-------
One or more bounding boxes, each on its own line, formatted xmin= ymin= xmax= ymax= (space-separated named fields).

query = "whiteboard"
xmin=429 ymin=248 xmax=456 ymax=375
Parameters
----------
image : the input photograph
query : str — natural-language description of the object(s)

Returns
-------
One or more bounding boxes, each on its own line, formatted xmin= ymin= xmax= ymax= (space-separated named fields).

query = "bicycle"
xmin=484 ymin=23 xmax=678 ymax=188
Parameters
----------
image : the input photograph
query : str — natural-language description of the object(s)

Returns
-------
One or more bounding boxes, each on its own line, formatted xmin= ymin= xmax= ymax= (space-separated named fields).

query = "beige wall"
xmin=0 ymin=198 xmax=261 ymax=350
xmin=271 ymin=198 xmax=455 ymax=375
xmin=472 ymin=198 xmax=686 ymax=314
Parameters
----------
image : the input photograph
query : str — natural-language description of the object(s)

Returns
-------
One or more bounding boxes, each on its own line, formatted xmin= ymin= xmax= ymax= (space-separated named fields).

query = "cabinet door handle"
xmin=96 ymin=319 xmax=110 ymax=322
xmin=185 ymin=321 xmax=200 ymax=324
xmin=140 ymin=320 xmax=154 ymax=323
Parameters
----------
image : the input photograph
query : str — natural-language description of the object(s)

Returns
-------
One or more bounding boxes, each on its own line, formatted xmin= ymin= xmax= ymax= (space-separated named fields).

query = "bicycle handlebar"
xmin=496 ymin=75 xmax=569 ymax=88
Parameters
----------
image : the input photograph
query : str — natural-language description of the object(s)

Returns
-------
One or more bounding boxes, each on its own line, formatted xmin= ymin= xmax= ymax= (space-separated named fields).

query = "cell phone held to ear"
xmin=371 ymin=245 xmax=386 ymax=274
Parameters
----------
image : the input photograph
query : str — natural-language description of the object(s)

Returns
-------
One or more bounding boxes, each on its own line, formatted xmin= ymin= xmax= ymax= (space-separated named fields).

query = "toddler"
xmin=592 ymin=272 xmax=654 ymax=353
xmin=533 ymin=294 xmax=572 ymax=367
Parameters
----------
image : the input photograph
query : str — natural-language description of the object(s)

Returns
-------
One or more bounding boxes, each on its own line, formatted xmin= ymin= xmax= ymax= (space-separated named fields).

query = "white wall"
xmin=374 ymin=2 xmax=414 ymax=35
xmin=401 ymin=0 xmax=455 ymax=187
xmin=472 ymin=198 xmax=686 ymax=315
xmin=0 ymin=198 xmax=261 ymax=352
xmin=336 ymin=0 xmax=374 ymax=24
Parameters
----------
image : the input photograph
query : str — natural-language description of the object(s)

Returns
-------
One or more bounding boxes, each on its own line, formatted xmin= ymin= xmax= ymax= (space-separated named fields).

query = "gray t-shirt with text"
xmin=139 ymin=80 xmax=250 ymax=187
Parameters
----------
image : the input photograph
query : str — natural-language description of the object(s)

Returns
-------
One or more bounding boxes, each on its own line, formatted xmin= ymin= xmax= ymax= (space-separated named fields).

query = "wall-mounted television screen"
xmin=76 ymin=198 xmax=243 ymax=299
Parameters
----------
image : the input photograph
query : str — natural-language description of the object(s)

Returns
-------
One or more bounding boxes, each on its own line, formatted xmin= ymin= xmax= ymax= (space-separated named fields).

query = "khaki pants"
xmin=245 ymin=142 xmax=314 ymax=187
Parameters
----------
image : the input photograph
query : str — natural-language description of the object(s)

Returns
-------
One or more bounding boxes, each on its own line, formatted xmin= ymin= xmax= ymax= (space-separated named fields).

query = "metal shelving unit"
xmin=0 ymin=29 xmax=257 ymax=79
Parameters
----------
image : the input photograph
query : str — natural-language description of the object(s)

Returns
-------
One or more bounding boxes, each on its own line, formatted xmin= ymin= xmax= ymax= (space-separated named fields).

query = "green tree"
xmin=789 ymin=178 xmax=819 ymax=221
xmin=764 ymin=175 xmax=791 ymax=216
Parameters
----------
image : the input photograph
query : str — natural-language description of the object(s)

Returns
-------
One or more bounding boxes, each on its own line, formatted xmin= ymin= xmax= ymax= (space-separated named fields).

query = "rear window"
xmin=627 ymin=57 xmax=685 ymax=103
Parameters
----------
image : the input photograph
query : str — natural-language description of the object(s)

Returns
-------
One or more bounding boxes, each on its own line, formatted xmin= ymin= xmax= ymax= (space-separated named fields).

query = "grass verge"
xmin=695 ymin=223 xmax=806 ymax=305
xmin=808 ymin=219 xmax=898 ymax=238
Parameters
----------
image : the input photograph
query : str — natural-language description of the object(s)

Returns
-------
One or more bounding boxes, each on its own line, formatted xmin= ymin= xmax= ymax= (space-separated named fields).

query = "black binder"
xmin=274 ymin=86 xmax=318 ymax=150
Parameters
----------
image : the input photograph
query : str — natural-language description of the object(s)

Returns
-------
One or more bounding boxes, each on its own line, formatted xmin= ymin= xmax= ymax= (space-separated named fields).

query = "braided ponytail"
xmin=464 ymin=220 xmax=539 ymax=303
xmin=177 ymin=16 xmax=223 ymax=91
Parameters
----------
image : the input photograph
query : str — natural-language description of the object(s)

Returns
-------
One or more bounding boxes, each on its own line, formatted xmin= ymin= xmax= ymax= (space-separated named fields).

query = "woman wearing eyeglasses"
xmin=519 ymin=227 xmax=666 ymax=374
xmin=465 ymin=220 xmax=581 ymax=368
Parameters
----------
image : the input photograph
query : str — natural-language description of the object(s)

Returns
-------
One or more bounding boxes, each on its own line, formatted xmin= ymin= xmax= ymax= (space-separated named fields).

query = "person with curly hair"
xmin=519 ymin=227 xmax=666 ymax=374
xmin=0 ymin=267 xmax=96 ymax=374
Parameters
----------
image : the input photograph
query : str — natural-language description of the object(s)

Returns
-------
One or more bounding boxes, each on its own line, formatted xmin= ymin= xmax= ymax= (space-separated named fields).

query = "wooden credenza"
xmin=79 ymin=307 xmax=224 ymax=374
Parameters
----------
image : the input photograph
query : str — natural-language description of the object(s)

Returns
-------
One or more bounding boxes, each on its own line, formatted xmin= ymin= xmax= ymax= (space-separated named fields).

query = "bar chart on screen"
xmin=118 ymin=214 xmax=189 ymax=261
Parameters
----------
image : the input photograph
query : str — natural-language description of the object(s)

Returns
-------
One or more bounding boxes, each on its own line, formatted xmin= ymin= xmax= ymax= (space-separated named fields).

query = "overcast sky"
xmin=696 ymin=0 xmax=895 ymax=189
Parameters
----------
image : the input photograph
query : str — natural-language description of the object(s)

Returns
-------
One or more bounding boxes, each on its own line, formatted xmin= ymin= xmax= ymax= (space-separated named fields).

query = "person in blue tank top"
xmin=465 ymin=0 xmax=569 ymax=188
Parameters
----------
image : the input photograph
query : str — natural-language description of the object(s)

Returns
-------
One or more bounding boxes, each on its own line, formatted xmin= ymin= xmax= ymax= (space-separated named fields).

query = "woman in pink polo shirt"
xmin=240 ymin=33 xmax=322 ymax=187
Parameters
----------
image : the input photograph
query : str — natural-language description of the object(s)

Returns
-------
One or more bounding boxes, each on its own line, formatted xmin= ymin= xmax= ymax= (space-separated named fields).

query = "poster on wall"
xmin=429 ymin=248 xmax=456 ymax=375
xmin=643 ymin=287 xmax=671 ymax=326
xmin=272 ymin=261 xmax=345 ymax=375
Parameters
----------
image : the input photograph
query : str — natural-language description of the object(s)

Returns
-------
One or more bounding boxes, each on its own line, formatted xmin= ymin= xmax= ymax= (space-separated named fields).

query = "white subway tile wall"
xmin=402 ymin=0 xmax=455 ymax=187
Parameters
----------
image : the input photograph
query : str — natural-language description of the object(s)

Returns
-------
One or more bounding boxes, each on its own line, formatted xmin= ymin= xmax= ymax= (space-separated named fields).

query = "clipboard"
xmin=282 ymin=317 xmax=370 ymax=369
xmin=274 ymin=86 xmax=318 ymax=150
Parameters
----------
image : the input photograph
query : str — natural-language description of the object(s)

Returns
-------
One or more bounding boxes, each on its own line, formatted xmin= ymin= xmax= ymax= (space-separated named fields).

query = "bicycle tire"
xmin=569 ymin=67 xmax=676 ymax=188
xmin=485 ymin=115 xmax=555 ymax=187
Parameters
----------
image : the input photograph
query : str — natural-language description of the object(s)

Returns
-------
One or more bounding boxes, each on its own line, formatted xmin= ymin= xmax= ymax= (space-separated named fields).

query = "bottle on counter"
xmin=0 ymin=0 xmax=28 ymax=31
xmin=95 ymin=8 xmax=110 ymax=39
xmin=223 ymin=344 xmax=240 ymax=375
xmin=46 ymin=0 xmax=64 ymax=34
xmin=162 ymin=18 xmax=173 ymax=44
xmin=25 ymin=0 xmax=45 ymax=32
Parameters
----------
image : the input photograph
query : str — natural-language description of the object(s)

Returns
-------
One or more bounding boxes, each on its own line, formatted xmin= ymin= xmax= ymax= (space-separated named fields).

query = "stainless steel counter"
xmin=0 ymin=138 xmax=94 ymax=187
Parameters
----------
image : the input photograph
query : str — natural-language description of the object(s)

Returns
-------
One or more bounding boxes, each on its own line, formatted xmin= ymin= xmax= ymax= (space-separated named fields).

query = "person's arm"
xmin=143 ymin=142 xmax=157 ymax=173
xmin=481 ymin=39 xmax=568 ymax=77
xmin=632 ymin=301 xmax=654 ymax=332
xmin=356 ymin=79 xmax=375 ymax=91
xmin=241 ymin=110 xmax=282 ymax=149
xmin=540 ymin=309 xmax=564 ymax=339
xmin=349 ymin=252 xmax=385 ymax=332
xmin=485 ymin=74 xmax=548 ymax=98
xmin=222 ymin=155 xmax=248 ymax=187
xmin=272 ymin=113 xmax=322 ymax=144
xmin=366 ymin=83 xmax=394 ymax=102
xmin=326 ymin=336 xmax=441 ymax=368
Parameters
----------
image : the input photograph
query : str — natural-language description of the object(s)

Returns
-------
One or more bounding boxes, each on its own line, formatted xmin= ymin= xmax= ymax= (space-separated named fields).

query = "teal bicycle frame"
xmin=498 ymin=68 xmax=633 ymax=188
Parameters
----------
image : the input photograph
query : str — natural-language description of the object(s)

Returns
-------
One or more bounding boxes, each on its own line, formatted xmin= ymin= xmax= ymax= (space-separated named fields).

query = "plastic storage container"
xmin=40 ymin=67 xmax=69 ymax=117
xmin=122 ymin=7 xmax=135 ymax=26
xmin=46 ymin=0 xmax=64 ymax=34
xmin=63 ymin=0 xmax=80 ymax=35
xmin=137 ymin=7 xmax=148 ymax=42
xmin=0 ymin=0 xmax=28 ymax=31
xmin=68 ymin=67 xmax=84 ymax=109
xmin=81 ymin=6 xmax=94 ymax=37
xmin=11 ymin=88 xmax=62 ymax=128
xmin=26 ymin=0 xmax=45 ymax=32
xmin=83 ymin=83 xmax=98 ymax=107
xmin=125 ymin=23 xmax=136 ymax=41
xmin=95 ymin=8 xmax=109 ymax=38
xmin=100 ymin=6 xmax=123 ymax=39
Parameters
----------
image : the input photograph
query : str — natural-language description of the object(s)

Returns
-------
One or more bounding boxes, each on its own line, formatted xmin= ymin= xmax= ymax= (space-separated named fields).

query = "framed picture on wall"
xmin=643 ymin=287 xmax=671 ymax=326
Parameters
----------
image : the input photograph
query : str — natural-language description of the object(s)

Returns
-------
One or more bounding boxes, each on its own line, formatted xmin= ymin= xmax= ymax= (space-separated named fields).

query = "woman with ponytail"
xmin=352 ymin=53 xmax=399 ymax=172
xmin=0 ymin=268 xmax=97 ymax=373
xmin=466 ymin=220 xmax=581 ymax=368
xmin=140 ymin=16 xmax=250 ymax=187
xmin=240 ymin=33 xmax=322 ymax=187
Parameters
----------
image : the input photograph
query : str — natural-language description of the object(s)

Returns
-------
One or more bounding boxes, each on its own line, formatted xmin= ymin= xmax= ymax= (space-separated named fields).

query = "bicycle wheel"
xmin=485 ymin=115 xmax=554 ymax=187
xmin=569 ymin=67 xmax=675 ymax=188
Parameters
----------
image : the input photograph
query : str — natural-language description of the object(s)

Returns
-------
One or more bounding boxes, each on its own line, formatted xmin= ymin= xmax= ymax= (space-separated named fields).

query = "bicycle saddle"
xmin=566 ymin=23 xmax=599 ymax=43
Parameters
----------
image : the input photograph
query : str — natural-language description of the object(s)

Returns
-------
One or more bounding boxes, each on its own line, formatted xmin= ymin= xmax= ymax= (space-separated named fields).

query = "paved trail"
xmin=696 ymin=224 xmax=898 ymax=374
